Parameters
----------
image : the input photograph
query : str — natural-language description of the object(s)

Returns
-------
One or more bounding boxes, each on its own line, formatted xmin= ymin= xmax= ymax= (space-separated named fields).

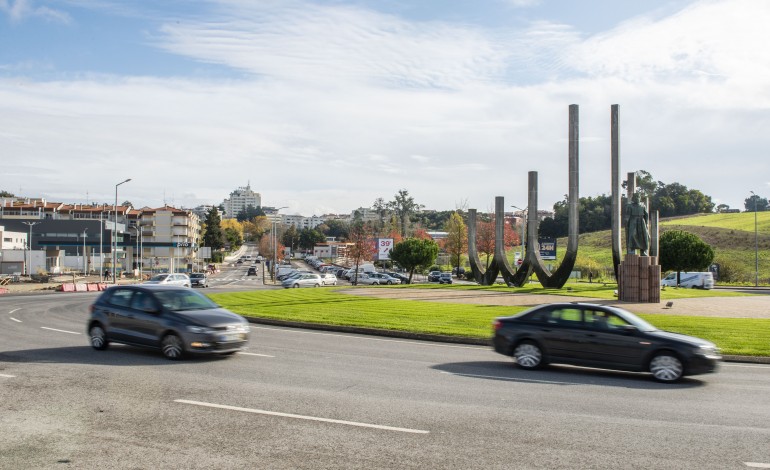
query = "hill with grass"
xmin=553 ymin=212 xmax=770 ymax=285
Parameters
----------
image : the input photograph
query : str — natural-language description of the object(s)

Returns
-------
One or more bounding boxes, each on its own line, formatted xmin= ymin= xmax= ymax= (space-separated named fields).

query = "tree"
xmin=299 ymin=228 xmax=326 ymax=251
xmin=202 ymin=207 xmax=225 ymax=252
xmin=475 ymin=220 xmax=496 ymax=269
xmin=390 ymin=238 xmax=439 ymax=283
xmin=121 ymin=200 xmax=133 ymax=208
xmin=444 ymin=212 xmax=467 ymax=274
xmin=347 ymin=221 xmax=375 ymax=285
xmin=387 ymin=189 xmax=424 ymax=238
xmin=659 ymin=230 xmax=715 ymax=286
xmin=236 ymin=205 xmax=266 ymax=222
xmin=321 ymin=219 xmax=349 ymax=241
xmin=372 ymin=197 xmax=389 ymax=235
xmin=224 ymin=227 xmax=243 ymax=250
xmin=281 ymin=225 xmax=299 ymax=252
xmin=716 ymin=204 xmax=730 ymax=213
xmin=0 ymin=190 xmax=14 ymax=197
xmin=745 ymin=194 xmax=769 ymax=212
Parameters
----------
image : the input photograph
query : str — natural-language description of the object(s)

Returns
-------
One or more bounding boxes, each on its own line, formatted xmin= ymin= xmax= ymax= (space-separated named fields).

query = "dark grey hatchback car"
xmin=493 ymin=302 xmax=721 ymax=383
xmin=88 ymin=285 xmax=250 ymax=359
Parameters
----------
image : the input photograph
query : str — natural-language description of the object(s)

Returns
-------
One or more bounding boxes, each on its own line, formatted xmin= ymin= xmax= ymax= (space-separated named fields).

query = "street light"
xmin=82 ymin=228 xmax=88 ymax=274
xmin=113 ymin=178 xmax=132 ymax=283
xmin=511 ymin=205 xmax=527 ymax=266
xmin=130 ymin=226 xmax=142 ymax=279
xmin=751 ymin=191 xmax=759 ymax=287
xmin=273 ymin=206 xmax=288 ymax=283
xmin=22 ymin=221 xmax=41 ymax=276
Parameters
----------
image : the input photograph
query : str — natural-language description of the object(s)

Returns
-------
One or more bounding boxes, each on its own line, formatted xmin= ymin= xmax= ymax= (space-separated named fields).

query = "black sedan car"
xmin=88 ymin=285 xmax=250 ymax=359
xmin=492 ymin=302 xmax=721 ymax=382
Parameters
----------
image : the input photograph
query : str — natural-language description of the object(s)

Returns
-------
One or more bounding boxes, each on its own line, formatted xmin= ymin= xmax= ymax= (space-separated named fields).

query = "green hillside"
xmin=551 ymin=212 xmax=770 ymax=285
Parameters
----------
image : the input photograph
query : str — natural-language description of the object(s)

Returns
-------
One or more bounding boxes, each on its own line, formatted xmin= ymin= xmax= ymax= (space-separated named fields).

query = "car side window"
xmin=548 ymin=308 xmax=582 ymax=326
xmin=586 ymin=309 xmax=631 ymax=330
xmin=106 ymin=289 xmax=134 ymax=308
xmin=130 ymin=291 xmax=158 ymax=313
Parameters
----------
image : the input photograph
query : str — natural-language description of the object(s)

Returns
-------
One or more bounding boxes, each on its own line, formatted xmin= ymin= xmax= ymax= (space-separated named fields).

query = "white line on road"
xmin=41 ymin=326 xmax=81 ymax=335
xmin=237 ymin=352 xmax=275 ymax=358
xmin=175 ymin=399 xmax=430 ymax=434
xmin=745 ymin=463 xmax=770 ymax=468
xmin=0 ymin=373 xmax=16 ymax=378
xmin=10 ymin=317 xmax=22 ymax=323
xmin=440 ymin=371 xmax=571 ymax=385
xmin=250 ymin=325 xmax=485 ymax=350
xmin=9 ymin=308 xmax=21 ymax=314
xmin=724 ymin=364 xmax=770 ymax=369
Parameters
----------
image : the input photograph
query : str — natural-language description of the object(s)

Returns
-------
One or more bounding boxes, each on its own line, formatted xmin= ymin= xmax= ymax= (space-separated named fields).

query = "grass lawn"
xmin=208 ymin=287 xmax=770 ymax=357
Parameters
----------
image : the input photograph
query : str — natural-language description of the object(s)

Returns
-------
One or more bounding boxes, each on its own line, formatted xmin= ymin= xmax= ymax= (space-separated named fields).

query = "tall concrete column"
xmin=611 ymin=105 xmax=621 ymax=280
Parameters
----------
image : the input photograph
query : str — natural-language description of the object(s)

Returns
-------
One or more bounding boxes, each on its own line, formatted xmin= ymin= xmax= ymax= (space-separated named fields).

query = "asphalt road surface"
xmin=2 ymin=293 xmax=770 ymax=469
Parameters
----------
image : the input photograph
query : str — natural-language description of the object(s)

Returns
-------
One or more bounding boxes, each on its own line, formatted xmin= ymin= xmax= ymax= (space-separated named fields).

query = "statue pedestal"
xmin=618 ymin=254 xmax=661 ymax=303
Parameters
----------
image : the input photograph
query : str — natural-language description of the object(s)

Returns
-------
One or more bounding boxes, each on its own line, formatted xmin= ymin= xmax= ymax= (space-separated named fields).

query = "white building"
xmin=0 ymin=225 xmax=26 ymax=250
xmin=222 ymin=184 xmax=261 ymax=219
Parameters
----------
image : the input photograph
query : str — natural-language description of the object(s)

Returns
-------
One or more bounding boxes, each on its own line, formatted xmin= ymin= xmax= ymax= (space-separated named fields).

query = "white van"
xmin=661 ymin=272 xmax=714 ymax=289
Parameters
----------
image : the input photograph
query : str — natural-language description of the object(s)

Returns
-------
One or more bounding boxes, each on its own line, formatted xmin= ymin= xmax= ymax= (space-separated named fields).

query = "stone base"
xmin=618 ymin=254 xmax=661 ymax=303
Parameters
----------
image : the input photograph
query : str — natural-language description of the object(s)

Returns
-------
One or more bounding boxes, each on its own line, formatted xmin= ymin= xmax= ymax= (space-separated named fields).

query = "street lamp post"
xmin=82 ymin=228 xmax=88 ymax=274
xmin=22 ymin=221 xmax=41 ymax=276
xmin=273 ymin=207 xmax=288 ymax=283
xmin=751 ymin=191 xmax=759 ymax=287
xmin=130 ymin=226 xmax=142 ymax=279
xmin=113 ymin=178 xmax=132 ymax=283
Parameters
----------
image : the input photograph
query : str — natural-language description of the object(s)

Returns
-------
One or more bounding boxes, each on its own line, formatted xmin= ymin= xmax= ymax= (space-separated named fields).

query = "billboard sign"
xmin=376 ymin=238 xmax=393 ymax=261
xmin=538 ymin=238 xmax=557 ymax=260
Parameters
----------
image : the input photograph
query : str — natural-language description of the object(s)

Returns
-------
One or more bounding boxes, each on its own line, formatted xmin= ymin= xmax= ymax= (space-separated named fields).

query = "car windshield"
xmin=607 ymin=306 xmax=658 ymax=332
xmin=149 ymin=274 xmax=168 ymax=282
xmin=190 ymin=273 xmax=204 ymax=279
xmin=154 ymin=289 xmax=219 ymax=311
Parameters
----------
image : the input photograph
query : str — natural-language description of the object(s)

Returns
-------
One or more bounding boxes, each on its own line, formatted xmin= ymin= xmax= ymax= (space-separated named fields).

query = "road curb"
xmin=244 ymin=317 xmax=769 ymax=363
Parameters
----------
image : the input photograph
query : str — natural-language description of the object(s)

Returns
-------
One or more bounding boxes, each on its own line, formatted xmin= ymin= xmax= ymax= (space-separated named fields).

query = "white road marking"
xmin=175 ymin=399 xmax=430 ymax=434
xmin=10 ymin=308 xmax=21 ymax=314
xmin=723 ymin=364 xmax=770 ymax=369
xmin=440 ymin=371 xmax=571 ymax=385
xmin=0 ymin=373 xmax=16 ymax=378
xmin=745 ymin=463 xmax=770 ymax=468
xmin=237 ymin=352 xmax=275 ymax=358
xmin=41 ymin=327 xmax=81 ymax=335
xmin=249 ymin=325 xmax=486 ymax=350
xmin=10 ymin=317 xmax=22 ymax=323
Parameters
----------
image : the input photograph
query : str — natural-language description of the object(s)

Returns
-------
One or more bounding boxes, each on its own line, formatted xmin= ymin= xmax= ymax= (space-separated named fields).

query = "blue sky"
xmin=1 ymin=0 xmax=768 ymax=216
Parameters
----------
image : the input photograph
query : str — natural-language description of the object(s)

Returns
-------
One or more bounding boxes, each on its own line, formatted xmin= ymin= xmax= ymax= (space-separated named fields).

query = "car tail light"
xmin=89 ymin=304 xmax=95 ymax=314
xmin=492 ymin=320 xmax=503 ymax=331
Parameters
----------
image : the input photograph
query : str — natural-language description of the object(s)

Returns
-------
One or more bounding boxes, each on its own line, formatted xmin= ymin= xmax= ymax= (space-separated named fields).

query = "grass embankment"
xmin=541 ymin=211 xmax=770 ymax=284
xmin=208 ymin=286 xmax=770 ymax=357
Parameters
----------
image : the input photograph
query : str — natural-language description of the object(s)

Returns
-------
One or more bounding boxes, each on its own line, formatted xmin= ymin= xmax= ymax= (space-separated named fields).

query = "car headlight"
xmin=695 ymin=345 xmax=720 ymax=357
xmin=187 ymin=325 xmax=214 ymax=334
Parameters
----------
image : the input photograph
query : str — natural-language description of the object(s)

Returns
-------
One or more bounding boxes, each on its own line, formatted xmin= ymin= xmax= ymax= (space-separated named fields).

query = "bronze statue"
xmin=626 ymin=193 xmax=650 ymax=255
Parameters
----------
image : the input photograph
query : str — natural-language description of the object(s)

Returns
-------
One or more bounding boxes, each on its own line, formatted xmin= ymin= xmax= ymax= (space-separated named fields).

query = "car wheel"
xmin=386 ymin=280 xmax=393 ymax=285
xmin=89 ymin=324 xmax=109 ymax=350
xmin=161 ymin=334 xmax=185 ymax=360
xmin=513 ymin=341 xmax=543 ymax=370
xmin=314 ymin=283 xmax=320 ymax=287
xmin=293 ymin=284 xmax=300 ymax=288
xmin=649 ymin=352 xmax=684 ymax=382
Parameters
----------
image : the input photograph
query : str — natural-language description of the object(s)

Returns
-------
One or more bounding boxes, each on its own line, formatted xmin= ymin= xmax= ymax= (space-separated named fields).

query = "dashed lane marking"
xmin=41 ymin=327 xmax=81 ymax=335
xmin=10 ymin=317 xmax=22 ymax=323
xmin=745 ymin=463 xmax=770 ymax=468
xmin=0 ymin=373 xmax=16 ymax=378
xmin=175 ymin=399 xmax=430 ymax=434
xmin=237 ymin=352 xmax=275 ymax=358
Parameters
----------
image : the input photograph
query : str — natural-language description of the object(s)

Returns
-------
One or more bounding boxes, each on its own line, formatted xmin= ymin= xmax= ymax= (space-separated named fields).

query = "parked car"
xmin=87 ymin=285 xmax=250 ymax=359
xmin=282 ymin=273 xmax=323 ymax=288
xmin=384 ymin=272 xmax=410 ymax=284
xmin=247 ymin=266 xmax=257 ymax=276
xmin=661 ymin=271 xmax=714 ymax=289
xmin=189 ymin=272 xmax=209 ymax=288
xmin=321 ymin=273 xmax=338 ymax=286
xmin=367 ymin=272 xmax=401 ymax=285
xmin=353 ymin=273 xmax=383 ymax=285
xmin=144 ymin=273 xmax=191 ymax=288
xmin=438 ymin=272 xmax=453 ymax=284
xmin=492 ymin=302 xmax=721 ymax=383
xmin=427 ymin=271 xmax=441 ymax=282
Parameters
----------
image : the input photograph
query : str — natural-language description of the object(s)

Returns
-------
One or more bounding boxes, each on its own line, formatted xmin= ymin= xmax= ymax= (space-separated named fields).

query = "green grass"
xmin=208 ymin=287 xmax=770 ymax=356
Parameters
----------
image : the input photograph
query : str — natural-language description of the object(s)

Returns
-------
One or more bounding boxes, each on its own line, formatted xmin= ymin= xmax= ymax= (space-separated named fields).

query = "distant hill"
xmin=554 ymin=212 xmax=770 ymax=284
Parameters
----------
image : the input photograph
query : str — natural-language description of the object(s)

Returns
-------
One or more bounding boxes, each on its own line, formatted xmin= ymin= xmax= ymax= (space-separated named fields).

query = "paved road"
xmin=2 ymin=293 xmax=769 ymax=469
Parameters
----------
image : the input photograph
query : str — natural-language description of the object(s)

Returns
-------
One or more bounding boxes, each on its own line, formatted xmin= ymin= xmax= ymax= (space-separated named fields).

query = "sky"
xmin=1 ymin=0 xmax=769 ymax=217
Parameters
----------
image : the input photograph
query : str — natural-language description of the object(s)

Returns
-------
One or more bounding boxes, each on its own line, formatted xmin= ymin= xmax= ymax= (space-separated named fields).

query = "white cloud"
xmin=0 ymin=0 xmax=71 ymax=23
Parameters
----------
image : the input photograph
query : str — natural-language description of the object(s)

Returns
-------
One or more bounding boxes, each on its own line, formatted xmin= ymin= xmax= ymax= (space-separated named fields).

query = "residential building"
xmin=222 ymin=183 xmax=261 ymax=219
